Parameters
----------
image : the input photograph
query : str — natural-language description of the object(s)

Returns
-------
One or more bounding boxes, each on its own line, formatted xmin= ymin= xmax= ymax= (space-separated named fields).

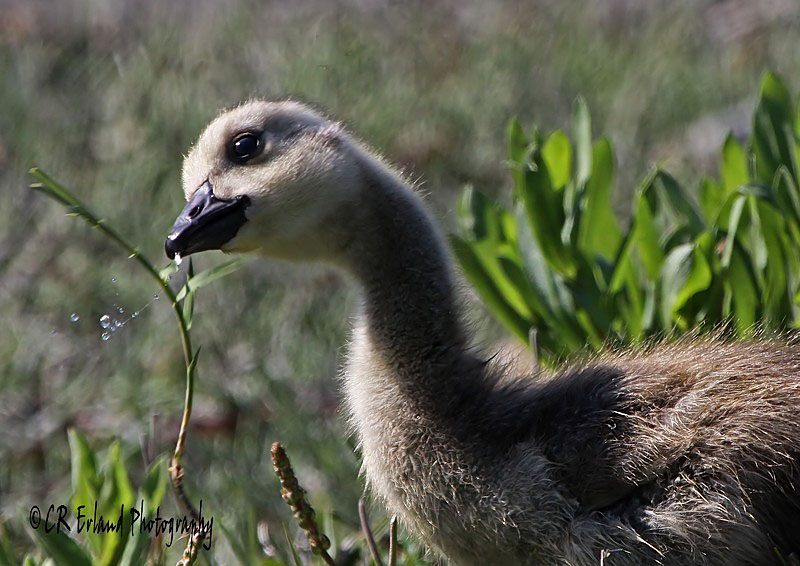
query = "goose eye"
xmin=231 ymin=133 xmax=262 ymax=161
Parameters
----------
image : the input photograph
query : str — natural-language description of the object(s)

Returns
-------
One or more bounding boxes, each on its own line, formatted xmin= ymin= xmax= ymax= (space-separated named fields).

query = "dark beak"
xmin=165 ymin=181 xmax=250 ymax=259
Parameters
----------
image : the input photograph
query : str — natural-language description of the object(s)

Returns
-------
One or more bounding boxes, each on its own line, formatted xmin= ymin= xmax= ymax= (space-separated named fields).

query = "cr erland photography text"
xmin=28 ymin=500 xmax=214 ymax=550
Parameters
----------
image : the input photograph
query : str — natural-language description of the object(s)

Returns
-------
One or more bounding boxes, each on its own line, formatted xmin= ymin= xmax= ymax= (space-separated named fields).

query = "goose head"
xmin=166 ymin=101 xmax=361 ymax=262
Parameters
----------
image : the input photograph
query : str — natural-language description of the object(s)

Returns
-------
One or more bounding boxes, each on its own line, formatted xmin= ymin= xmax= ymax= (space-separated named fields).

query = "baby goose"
xmin=166 ymin=101 xmax=800 ymax=565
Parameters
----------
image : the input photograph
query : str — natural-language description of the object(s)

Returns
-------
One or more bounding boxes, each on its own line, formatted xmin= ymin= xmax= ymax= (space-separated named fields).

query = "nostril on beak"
xmin=188 ymin=204 xmax=203 ymax=219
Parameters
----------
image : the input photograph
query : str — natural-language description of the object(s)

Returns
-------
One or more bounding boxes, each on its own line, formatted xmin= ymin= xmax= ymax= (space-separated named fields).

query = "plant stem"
xmin=359 ymin=499 xmax=385 ymax=566
xmin=388 ymin=516 xmax=397 ymax=566
xmin=29 ymin=168 xmax=204 ymax=559
xmin=29 ymin=168 xmax=193 ymax=366
xmin=271 ymin=442 xmax=335 ymax=566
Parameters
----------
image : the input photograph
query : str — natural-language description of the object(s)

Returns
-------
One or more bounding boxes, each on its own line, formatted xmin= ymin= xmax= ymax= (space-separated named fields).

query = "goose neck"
xmin=345 ymin=160 xmax=467 ymax=373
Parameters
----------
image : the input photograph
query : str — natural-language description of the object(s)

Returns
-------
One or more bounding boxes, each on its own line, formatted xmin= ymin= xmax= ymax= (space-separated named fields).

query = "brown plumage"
xmin=166 ymin=100 xmax=800 ymax=565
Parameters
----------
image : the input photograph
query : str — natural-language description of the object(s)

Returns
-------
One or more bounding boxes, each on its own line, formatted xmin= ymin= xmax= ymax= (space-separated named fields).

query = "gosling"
xmin=165 ymin=101 xmax=800 ymax=565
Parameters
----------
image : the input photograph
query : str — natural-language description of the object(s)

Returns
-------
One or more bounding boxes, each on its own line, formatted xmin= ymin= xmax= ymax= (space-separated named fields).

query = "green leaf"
xmin=515 ymin=206 xmax=560 ymax=311
xmin=158 ymin=261 xmax=180 ymax=281
xmin=609 ymin=222 xmax=637 ymax=293
xmin=773 ymin=166 xmax=800 ymax=231
xmin=752 ymin=71 xmax=796 ymax=185
xmin=188 ymin=347 xmax=202 ymax=380
xmin=474 ymin=242 xmax=534 ymax=320
xmin=514 ymin=136 xmax=576 ymax=277
xmin=68 ymin=429 xmax=104 ymax=556
xmin=570 ymin=263 xmax=612 ymax=346
xmin=96 ymin=441 xmax=135 ymax=565
xmin=322 ymin=509 xmax=338 ymax=560
xmin=507 ymin=118 xmax=530 ymax=192
xmin=456 ymin=188 xmax=536 ymax=322
xmin=107 ymin=443 xmax=135 ymax=511
xmin=753 ymin=200 xmax=791 ymax=324
xmin=514 ymin=209 xmax=586 ymax=352
xmin=174 ymin=257 xmax=249 ymax=302
xmin=182 ymin=288 xmax=195 ymax=330
xmin=726 ymin=246 xmax=759 ymax=333
xmin=655 ymin=171 xmax=705 ymax=236
xmin=575 ymin=309 xmax=603 ymax=349
xmin=660 ymin=238 xmax=712 ymax=328
xmin=720 ymin=193 xmax=747 ymax=269
xmin=457 ymin=186 xmax=507 ymax=242
xmin=795 ymin=96 xmax=800 ymax=139
xmin=29 ymin=527 xmax=92 ymax=566
xmin=614 ymin=250 xmax=645 ymax=340
xmin=660 ymin=244 xmax=692 ymax=328
xmin=542 ymin=130 xmax=572 ymax=190
xmin=507 ymin=118 xmax=529 ymax=163
xmin=497 ymin=255 xmax=541 ymax=320
xmin=68 ymin=430 xmax=99 ymax=505
xmin=181 ymin=257 xmax=196 ymax=330
xmin=578 ymin=138 xmax=621 ymax=260
xmin=450 ymin=236 xmax=530 ymax=342
xmin=699 ymin=177 xmax=725 ymax=223
xmin=641 ymin=279 xmax=658 ymax=334
xmin=457 ymin=185 xmax=484 ymax=239
xmin=545 ymin=283 xmax=586 ymax=353
xmin=632 ymin=188 xmax=664 ymax=280
xmin=721 ymin=134 xmax=749 ymax=192
xmin=560 ymin=97 xmax=593 ymax=249
xmin=141 ymin=458 xmax=168 ymax=508
xmin=745 ymin=195 xmax=768 ymax=275
xmin=119 ymin=458 xmax=168 ymax=566
xmin=0 ymin=526 xmax=16 ymax=566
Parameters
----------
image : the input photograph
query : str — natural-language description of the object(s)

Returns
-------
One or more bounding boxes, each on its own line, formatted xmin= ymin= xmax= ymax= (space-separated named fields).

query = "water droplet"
xmin=153 ymin=294 xmax=160 ymax=300
xmin=69 ymin=313 xmax=80 ymax=322
xmin=175 ymin=253 xmax=183 ymax=266
xmin=117 ymin=306 xmax=125 ymax=315
xmin=111 ymin=277 xmax=117 ymax=284
xmin=101 ymin=331 xmax=111 ymax=341
xmin=113 ymin=319 xmax=123 ymax=329
xmin=99 ymin=315 xmax=111 ymax=328
xmin=132 ymin=311 xmax=139 ymax=318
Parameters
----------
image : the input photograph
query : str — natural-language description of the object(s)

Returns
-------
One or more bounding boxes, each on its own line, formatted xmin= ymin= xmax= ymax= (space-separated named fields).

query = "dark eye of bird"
xmin=231 ymin=133 xmax=261 ymax=161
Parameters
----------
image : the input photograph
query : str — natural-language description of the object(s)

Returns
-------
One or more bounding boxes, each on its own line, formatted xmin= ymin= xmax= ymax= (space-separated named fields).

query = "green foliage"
xmin=24 ymin=431 xmax=417 ymax=566
xmin=454 ymin=72 xmax=800 ymax=361
xmin=25 ymin=430 xmax=168 ymax=566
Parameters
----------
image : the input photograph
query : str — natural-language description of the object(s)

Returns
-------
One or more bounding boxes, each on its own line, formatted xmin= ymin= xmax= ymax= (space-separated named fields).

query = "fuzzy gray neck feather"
xmin=345 ymin=156 xmax=469 ymax=398
xmin=338 ymin=152 xmax=540 ymax=564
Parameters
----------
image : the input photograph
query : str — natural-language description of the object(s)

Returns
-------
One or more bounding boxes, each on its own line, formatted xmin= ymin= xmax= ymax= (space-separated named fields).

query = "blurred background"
xmin=1 ymin=0 xmax=799 ymax=563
